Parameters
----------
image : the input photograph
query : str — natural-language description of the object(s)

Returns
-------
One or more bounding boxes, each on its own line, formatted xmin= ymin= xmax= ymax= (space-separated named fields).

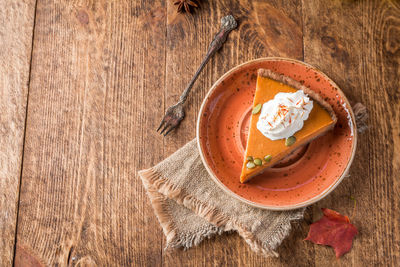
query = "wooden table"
xmin=1 ymin=0 xmax=399 ymax=266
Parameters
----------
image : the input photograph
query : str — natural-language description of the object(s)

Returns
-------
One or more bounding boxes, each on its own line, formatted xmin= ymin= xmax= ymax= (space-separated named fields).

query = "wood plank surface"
xmin=0 ymin=1 xmax=36 ymax=265
xmin=15 ymin=0 xmax=166 ymax=265
xmin=302 ymin=0 xmax=400 ymax=266
xmin=162 ymin=1 xmax=315 ymax=266
xmin=8 ymin=0 xmax=400 ymax=266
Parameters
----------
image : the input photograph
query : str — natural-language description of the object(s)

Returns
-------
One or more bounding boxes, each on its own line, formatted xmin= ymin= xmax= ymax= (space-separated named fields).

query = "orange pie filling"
xmin=240 ymin=69 xmax=337 ymax=183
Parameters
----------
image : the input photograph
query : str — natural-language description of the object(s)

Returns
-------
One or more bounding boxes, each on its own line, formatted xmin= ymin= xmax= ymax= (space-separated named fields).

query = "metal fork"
xmin=157 ymin=15 xmax=238 ymax=136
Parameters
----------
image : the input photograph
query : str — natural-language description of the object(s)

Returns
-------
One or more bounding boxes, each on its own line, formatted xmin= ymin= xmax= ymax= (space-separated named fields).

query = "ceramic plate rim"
xmin=196 ymin=57 xmax=357 ymax=210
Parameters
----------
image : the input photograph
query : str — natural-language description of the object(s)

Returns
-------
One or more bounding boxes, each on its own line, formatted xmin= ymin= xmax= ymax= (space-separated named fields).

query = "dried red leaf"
xmin=305 ymin=208 xmax=358 ymax=258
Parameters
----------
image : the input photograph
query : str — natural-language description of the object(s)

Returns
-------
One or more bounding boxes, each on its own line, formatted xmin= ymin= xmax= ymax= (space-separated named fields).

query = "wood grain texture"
xmin=15 ymin=0 xmax=165 ymax=265
xmin=302 ymin=0 xmax=400 ymax=266
xmin=0 ymin=1 xmax=36 ymax=265
xmin=9 ymin=0 xmax=400 ymax=266
xmin=162 ymin=1 xmax=313 ymax=266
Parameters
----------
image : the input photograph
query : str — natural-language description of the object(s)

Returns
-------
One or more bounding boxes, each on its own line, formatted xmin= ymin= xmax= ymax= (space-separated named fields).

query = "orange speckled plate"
xmin=197 ymin=58 xmax=357 ymax=210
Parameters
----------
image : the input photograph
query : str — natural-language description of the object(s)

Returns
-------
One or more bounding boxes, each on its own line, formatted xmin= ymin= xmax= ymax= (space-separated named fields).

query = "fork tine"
xmin=163 ymin=125 xmax=176 ymax=136
xmin=160 ymin=123 xmax=171 ymax=135
xmin=157 ymin=118 xmax=165 ymax=132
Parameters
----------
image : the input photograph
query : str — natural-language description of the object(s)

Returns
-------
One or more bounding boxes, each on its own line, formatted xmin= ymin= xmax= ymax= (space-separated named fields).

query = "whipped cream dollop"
xmin=256 ymin=90 xmax=313 ymax=140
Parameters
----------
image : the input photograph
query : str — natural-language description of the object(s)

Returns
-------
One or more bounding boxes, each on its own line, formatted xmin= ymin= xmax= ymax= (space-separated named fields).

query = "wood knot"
xmin=321 ymin=36 xmax=349 ymax=64
xmin=321 ymin=36 xmax=336 ymax=49
xmin=76 ymin=10 xmax=89 ymax=25
xmin=385 ymin=24 xmax=400 ymax=54
xmin=352 ymin=103 xmax=368 ymax=133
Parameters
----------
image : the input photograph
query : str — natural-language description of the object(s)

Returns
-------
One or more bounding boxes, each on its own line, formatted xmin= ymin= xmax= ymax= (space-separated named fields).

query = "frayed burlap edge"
xmin=139 ymin=168 xmax=304 ymax=257
xmin=141 ymin=177 xmax=224 ymax=250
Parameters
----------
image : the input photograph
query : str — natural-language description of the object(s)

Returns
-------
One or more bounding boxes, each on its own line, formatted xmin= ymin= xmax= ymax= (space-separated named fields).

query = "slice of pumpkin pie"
xmin=240 ymin=69 xmax=337 ymax=183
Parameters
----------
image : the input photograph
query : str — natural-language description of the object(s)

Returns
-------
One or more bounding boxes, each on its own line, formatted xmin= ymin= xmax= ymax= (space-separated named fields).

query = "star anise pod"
xmin=174 ymin=0 xmax=199 ymax=13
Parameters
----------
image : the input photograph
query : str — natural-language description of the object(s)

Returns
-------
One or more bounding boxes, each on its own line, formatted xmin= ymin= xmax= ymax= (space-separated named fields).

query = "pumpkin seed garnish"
xmin=246 ymin=161 xmax=256 ymax=169
xmin=254 ymin=158 xmax=262 ymax=166
xmin=246 ymin=156 xmax=254 ymax=161
xmin=264 ymin=155 xmax=272 ymax=162
xmin=285 ymin=136 xmax=296 ymax=146
xmin=252 ymin=103 xmax=262 ymax=114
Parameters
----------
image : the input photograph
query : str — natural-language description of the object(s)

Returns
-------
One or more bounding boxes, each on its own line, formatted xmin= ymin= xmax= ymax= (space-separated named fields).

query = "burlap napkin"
xmin=138 ymin=103 xmax=367 ymax=257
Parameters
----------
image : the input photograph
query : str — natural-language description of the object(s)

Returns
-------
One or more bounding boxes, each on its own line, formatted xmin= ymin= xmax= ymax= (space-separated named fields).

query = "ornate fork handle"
xmin=178 ymin=15 xmax=238 ymax=104
xmin=157 ymin=15 xmax=237 ymax=136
